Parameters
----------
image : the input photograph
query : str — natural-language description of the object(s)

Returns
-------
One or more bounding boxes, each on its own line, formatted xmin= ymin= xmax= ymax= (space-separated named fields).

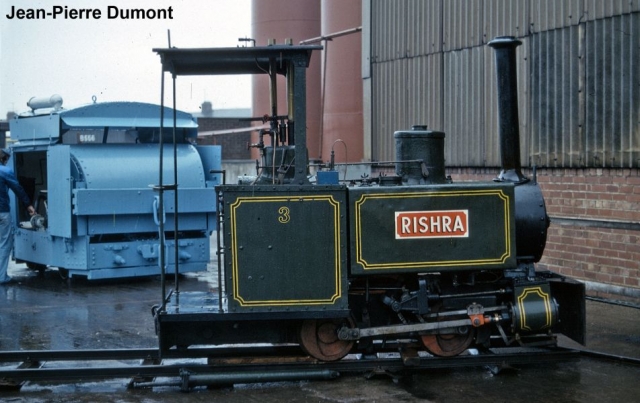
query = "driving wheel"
xmin=299 ymin=318 xmax=354 ymax=361
xmin=421 ymin=305 xmax=475 ymax=356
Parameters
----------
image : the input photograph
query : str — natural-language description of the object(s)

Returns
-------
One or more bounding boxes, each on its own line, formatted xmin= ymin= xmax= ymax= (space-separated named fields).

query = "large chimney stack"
xmin=488 ymin=36 xmax=529 ymax=184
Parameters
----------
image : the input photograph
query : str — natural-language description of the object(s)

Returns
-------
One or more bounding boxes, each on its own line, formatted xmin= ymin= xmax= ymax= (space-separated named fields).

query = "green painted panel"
xmin=349 ymin=182 xmax=516 ymax=274
xmin=222 ymin=186 xmax=348 ymax=313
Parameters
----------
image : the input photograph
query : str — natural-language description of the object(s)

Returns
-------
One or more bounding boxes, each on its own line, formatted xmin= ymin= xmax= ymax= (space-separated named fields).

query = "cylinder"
xmin=27 ymin=94 xmax=63 ymax=111
xmin=511 ymin=283 xmax=558 ymax=334
xmin=394 ymin=126 xmax=446 ymax=184
xmin=487 ymin=37 xmax=528 ymax=184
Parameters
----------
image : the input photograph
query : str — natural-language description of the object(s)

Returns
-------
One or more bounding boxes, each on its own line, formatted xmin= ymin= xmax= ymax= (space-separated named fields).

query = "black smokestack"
xmin=488 ymin=36 xmax=529 ymax=184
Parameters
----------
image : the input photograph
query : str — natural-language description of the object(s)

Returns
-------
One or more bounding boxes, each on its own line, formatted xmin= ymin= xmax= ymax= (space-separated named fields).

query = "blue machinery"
xmin=8 ymin=97 xmax=221 ymax=279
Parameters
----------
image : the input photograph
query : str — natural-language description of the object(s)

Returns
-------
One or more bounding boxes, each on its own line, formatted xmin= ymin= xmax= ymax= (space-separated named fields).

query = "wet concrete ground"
xmin=1 ymin=258 xmax=639 ymax=403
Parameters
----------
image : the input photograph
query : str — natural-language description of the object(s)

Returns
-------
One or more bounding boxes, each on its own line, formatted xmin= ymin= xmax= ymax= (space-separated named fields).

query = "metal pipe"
xmin=158 ymin=58 xmax=166 ymax=311
xmin=269 ymin=58 xmax=278 ymax=124
xmin=179 ymin=369 xmax=340 ymax=391
xmin=287 ymin=58 xmax=295 ymax=145
xmin=292 ymin=60 xmax=310 ymax=185
xmin=319 ymin=39 xmax=328 ymax=159
xmin=299 ymin=26 xmax=362 ymax=45
xmin=309 ymin=158 xmax=424 ymax=168
xmin=172 ymin=75 xmax=180 ymax=290
xmin=488 ymin=36 xmax=529 ymax=184
xmin=208 ymin=170 xmax=226 ymax=312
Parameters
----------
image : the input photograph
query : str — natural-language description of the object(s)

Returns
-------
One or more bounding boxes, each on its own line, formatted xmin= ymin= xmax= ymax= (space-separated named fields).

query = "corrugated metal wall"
xmin=583 ymin=13 xmax=640 ymax=167
xmin=366 ymin=0 xmax=640 ymax=168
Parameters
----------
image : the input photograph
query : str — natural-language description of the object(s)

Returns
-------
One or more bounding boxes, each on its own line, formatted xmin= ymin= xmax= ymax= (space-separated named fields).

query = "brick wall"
xmin=196 ymin=117 xmax=251 ymax=160
xmin=446 ymin=167 xmax=640 ymax=302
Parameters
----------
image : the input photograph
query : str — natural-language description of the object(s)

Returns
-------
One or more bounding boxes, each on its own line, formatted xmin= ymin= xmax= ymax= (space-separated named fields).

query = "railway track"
xmin=0 ymin=345 xmax=583 ymax=392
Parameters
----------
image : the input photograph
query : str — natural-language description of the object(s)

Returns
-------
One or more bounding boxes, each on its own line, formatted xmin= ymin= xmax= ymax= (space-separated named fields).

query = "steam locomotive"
xmin=153 ymin=37 xmax=585 ymax=361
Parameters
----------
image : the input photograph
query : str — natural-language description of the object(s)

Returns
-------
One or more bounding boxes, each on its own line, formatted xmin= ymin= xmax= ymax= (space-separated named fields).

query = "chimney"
xmin=201 ymin=101 xmax=213 ymax=117
xmin=488 ymin=36 xmax=529 ymax=184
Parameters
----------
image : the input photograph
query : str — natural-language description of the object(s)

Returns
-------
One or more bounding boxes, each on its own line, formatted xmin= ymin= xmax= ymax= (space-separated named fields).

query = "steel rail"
xmin=577 ymin=349 xmax=640 ymax=365
xmin=0 ymin=347 xmax=580 ymax=386
xmin=0 ymin=348 xmax=158 ymax=363
xmin=0 ymin=345 xmax=307 ymax=363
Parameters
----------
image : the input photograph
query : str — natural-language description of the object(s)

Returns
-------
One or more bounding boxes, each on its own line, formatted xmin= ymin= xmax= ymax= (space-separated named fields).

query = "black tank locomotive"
xmin=153 ymin=37 xmax=585 ymax=361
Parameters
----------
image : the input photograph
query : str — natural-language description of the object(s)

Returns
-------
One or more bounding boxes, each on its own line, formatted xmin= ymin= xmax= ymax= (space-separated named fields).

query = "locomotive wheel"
xmin=299 ymin=318 xmax=354 ymax=362
xmin=421 ymin=328 xmax=475 ymax=357
xmin=58 ymin=268 xmax=69 ymax=280
xmin=26 ymin=262 xmax=46 ymax=273
xmin=421 ymin=305 xmax=475 ymax=356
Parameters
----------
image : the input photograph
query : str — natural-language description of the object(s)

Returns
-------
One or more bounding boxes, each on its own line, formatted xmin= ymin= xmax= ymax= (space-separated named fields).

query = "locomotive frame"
xmin=153 ymin=38 xmax=585 ymax=361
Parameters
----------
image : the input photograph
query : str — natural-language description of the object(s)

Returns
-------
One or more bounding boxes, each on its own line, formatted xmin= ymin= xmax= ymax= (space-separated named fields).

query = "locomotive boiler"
xmin=8 ymin=99 xmax=221 ymax=279
xmin=153 ymin=37 xmax=585 ymax=361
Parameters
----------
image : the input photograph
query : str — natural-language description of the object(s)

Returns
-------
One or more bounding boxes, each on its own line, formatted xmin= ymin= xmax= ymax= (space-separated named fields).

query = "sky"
xmin=1 ymin=0 xmax=252 ymax=116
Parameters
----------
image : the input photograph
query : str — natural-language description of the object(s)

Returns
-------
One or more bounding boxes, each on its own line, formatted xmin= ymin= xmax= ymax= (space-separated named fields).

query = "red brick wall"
xmin=196 ymin=117 xmax=251 ymax=160
xmin=446 ymin=167 xmax=640 ymax=301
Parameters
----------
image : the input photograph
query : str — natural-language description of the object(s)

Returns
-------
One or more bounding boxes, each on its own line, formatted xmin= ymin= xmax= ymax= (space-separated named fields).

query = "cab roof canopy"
xmin=153 ymin=45 xmax=321 ymax=76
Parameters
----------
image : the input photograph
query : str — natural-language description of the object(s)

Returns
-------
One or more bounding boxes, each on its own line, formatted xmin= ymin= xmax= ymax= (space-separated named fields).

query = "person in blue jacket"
xmin=0 ymin=148 xmax=35 ymax=284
